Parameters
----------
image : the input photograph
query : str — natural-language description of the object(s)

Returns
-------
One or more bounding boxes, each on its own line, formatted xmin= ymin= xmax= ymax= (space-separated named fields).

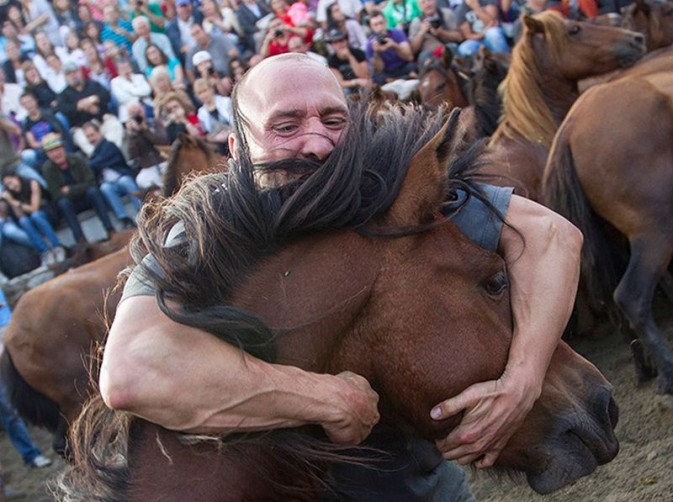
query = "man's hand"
xmin=431 ymin=370 xmax=538 ymax=468
xmin=321 ymin=371 xmax=380 ymax=445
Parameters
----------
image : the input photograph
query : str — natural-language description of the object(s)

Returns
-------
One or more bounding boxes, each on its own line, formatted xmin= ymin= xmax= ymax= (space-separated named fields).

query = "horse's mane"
xmin=130 ymin=101 xmax=485 ymax=362
xmin=468 ymin=53 xmax=509 ymax=138
xmin=491 ymin=11 xmax=567 ymax=148
xmin=163 ymin=134 xmax=216 ymax=197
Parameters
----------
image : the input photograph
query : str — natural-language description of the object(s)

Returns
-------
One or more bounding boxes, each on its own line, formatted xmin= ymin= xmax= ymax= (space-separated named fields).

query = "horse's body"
xmin=477 ymin=12 xmax=645 ymax=201
xmin=0 ymin=135 xmax=221 ymax=455
xmin=543 ymin=48 xmax=673 ymax=395
xmin=58 ymin=106 xmax=619 ymax=500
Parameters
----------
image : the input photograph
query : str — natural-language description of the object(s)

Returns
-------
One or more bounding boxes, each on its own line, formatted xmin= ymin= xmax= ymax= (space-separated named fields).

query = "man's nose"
xmin=299 ymin=121 xmax=336 ymax=161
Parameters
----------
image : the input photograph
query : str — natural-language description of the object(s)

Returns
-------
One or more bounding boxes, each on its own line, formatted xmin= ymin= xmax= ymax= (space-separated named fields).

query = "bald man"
xmin=101 ymin=54 xmax=582 ymax=500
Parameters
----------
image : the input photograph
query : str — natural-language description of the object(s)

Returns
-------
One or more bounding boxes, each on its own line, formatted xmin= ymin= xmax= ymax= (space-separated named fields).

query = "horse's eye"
xmin=483 ymin=271 xmax=508 ymax=298
xmin=569 ymin=24 xmax=582 ymax=35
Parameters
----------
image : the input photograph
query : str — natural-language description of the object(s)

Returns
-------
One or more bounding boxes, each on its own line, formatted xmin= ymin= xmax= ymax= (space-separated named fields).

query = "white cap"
xmin=192 ymin=50 xmax=212 ymax=67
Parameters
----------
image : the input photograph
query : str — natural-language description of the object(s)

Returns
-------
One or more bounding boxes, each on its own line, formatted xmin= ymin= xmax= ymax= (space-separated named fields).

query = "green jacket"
xmin=42 ymin=154 xmax=97 ymax=201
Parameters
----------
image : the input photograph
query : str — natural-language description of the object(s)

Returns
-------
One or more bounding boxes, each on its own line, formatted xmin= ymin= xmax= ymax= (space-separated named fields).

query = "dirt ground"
xmin=2 ymin=301 xmax=673 ymax=501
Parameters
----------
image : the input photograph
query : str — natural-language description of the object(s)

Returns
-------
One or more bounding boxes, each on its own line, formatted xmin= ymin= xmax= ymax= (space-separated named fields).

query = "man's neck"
xmin=28 ymin=109 xmax=40 ymax=120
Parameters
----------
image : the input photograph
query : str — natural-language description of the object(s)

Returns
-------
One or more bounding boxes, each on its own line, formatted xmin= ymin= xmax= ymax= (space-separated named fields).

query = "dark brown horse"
xmin=417 ymin=49 xmax=470 ymax=110
xmin=56 ymin=106 xmax=619 ymax=500
xmin=0 ymin=136 xmax=223 ymax=455
xmin=477 ymin=11 xmax=645 ymax=201
xmin=543 ymin=48 xmax=673 ymax=395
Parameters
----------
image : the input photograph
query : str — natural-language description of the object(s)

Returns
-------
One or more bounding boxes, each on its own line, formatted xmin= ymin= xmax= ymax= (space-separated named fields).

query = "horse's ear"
xmin=386 ymin=109 xmax=462 ymax=226
xmin=523 ymin=15 xmax=546 ymax=35
xmin=442 ymin=46 xmax=454 ymax=69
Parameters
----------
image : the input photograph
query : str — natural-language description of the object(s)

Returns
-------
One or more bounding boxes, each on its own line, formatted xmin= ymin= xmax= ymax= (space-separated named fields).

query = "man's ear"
xmin=228 ymin=133 xmax=238 ymax=161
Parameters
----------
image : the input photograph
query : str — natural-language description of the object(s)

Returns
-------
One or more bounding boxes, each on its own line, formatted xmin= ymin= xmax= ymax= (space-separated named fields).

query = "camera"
xmin=274 ymin=28 xmax=284 ymax=38
xmin=376 ymin=33 xmax=388 ymax=44
xmin=131 ymin=114 xmax=143 ymax=125
xmin=428 ymin=15 xmax=442 ymax=29
xmin=207 ymin=66 xmax=216 ymax=76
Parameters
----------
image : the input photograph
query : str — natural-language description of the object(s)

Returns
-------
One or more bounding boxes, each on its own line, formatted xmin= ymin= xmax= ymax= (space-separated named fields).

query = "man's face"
xmin=230 ymin=57 xmax=349 ymax=172
xmin=135 ymin=20 xmax=150 ymax=37
xmin=177 ymin=2 xmax=192 ymax=20
xmin=369 ymin=15 xmax=387 ymax=35
xmin=118 ymin=61 xmax=132 ymax=77
xmin=103 ymin=6 xmax=118 ymax=23
xmin=46 ymin=146 xmax=67 ymax=165
xmin=83 ymin=126 xmax=102 ymax=146
xmin=191 ymin=25 xmax=208 ymax=47
xmin=20 ymin=95 xmax=37 ymax=113
xmin=196 ymin=85 xmax=213 ymax=104
xmin=66 ymin=69 xmax=83 ymax=88
xmin=419 ymin=0 xmax=437 ymax=16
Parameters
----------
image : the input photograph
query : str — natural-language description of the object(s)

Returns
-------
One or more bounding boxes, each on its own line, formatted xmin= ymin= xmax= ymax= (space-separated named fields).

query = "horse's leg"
xmin=658 ymin=271 xmax=673 ymax=304
xmin=614 ymin=235 xmax=673 ymax=394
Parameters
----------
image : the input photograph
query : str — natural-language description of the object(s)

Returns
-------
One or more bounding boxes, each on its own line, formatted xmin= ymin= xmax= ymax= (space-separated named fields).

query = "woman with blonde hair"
xmin=158 ymin=91 xmax=204 ymax=143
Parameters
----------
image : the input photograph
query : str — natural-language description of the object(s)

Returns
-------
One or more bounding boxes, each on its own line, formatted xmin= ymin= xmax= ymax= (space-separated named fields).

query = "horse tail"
xmin=53 ymin=394 xmax=131 ymax=502
xmin=543 ymin=133 xmax=626 ymax=327
xmin=0 ymin=350 xmax=61 ymax=432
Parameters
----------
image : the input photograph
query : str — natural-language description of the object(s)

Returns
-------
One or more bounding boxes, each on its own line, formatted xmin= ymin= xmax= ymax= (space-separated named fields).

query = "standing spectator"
xmin=18 ymin=0 xmax=61 ymax=46
xmin=124 ymin=101 xmax=169 ymax=191
xmin=0 ymin=376 xmax=52 ymax=469
xmin=408 ymin=0 xmax=463 ymax=66
xmin=235 ymin=0 xmax=271 ymax=55
xmin=57 ymin=62 xmax=123 ymax=156
xmin=382 ymin=0 xmax=422 ymax=32
xmin=165 ymin=0 xmax=202 ymax=66
xmin=82 ymin=121 xmax=140 ymax=228
xmin=144 ymin=42 xmax=186 ymax=90
xmin=101 ymin=4 xmax=137 ymax=55
xmin=1 ymin=170 xmax=65 ymax=263
xmin=20 ymin=91 xmax=71 ymax=170
xmin=193 ymin=77 xmax=232 ymax=156
xmin=186 ymin=23 xmax=239 ymax=83
xmin=325 ymin=28 xmax=371 ymax=93
xmin=366 ymin=10 xmax=416 ymax=85
xmin=131 ymin=15 xmax=175 ymax=73
xmin=316 ymin=0 xmax=363 ymax=30
xmin=325 ymin=2 xmax=367 ymax=50
xmin=455 ymin=0 xmax=510 ymax=56
xmin=110 ymin=57 xmax=153 ymax=122
xmin=128 ymin=0 xmax=166 ymax=33
xmin=41 ymin=133 xmax=116 ymax=244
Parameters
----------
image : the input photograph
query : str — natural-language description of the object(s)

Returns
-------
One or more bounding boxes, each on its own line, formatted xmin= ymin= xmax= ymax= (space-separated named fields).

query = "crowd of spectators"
xmin=0 ymin=0 xmax=628 ymax=278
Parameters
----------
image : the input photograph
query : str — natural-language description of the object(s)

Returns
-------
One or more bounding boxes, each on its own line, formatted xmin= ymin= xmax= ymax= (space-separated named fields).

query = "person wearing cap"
xmin=131 ymin=15 xmax=176 ymax=74
xmin=186 ymin=22 xmax=239 ymax=84
xmin=56 ymin=62 xmax=124 ymax=157
xmin=40 ymin=132 xmax=117 ymax=244
xmin=192 ymin=50 xmax=233 ymax=97
xmin=166 ymin=0 xmax=204 ymax=66
xmin=325 ymin=28 xmax=372 ymax=93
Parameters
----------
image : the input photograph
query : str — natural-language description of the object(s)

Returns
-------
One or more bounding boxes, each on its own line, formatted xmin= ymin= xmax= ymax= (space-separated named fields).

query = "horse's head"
xmin=418 ymin=49 xmax=469 ymax=109
xmin=623 ymin=0 xmax=673 ymax=51
xmin=163 ymin=133 xmax=221 ymax=197
xmin=229 ymin=108 xmax=618 ymax=493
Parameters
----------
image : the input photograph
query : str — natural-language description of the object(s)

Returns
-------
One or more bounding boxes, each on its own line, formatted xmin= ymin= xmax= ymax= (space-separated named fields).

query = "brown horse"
xmin=56 ymin=106 xmax=619 ymax=500
xmin=0 ymin=136 xmax=223 ymax=455
xmin=623 ymin=0 xmax=673 ymax=52
xmin=543 ymin=48 xmax=673 ymax=395
xmin=477 ymin=11 xmax=645 ymax=201
xmin=162 ymin=133 xmax=221 ymax=197
xmin=417 ymin=49 xmax=470 ymax=110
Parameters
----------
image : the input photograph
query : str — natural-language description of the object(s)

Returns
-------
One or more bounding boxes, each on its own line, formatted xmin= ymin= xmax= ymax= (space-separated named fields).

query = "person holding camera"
xmin=125 ymin=101 xmax=170 ymax=192
xmin=409 ymin=0 xmax=463 ymax=66
xmin=366 ymin=10 xmax=416 ymax=86
xmin=160 ymin=91 xmax=204 ymax=144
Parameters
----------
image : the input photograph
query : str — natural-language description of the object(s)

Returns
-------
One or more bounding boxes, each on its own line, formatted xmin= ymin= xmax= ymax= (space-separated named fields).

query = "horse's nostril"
xmin=634 ymin=33 xmax=645 ymax=45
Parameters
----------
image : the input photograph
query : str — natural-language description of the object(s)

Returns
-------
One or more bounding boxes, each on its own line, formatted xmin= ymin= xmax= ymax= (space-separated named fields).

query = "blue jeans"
xmin=0 ymin=220 xmax=32 ymax=247
xmin=56 ymin=186 xmax=115 ymax=242
xmin=17 ymin=211 xmax=62 ymax=253
xmin=0 ymin=378 xmax=43 ymax=465
xmin=458 ymin=27 xmax=510 ymax=57
xmin=99 ymin=176 xmax=141 ymax=221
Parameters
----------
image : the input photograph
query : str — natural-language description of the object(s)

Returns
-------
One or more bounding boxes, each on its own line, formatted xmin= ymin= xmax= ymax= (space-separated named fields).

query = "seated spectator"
xmin=62 ymin=29 xmax=88 ymax=68
xmin=144 ymin=42 xmax=186 ymax=91
xmin=52 ymin=0 xmax=82 ymax=40
xmin=2 ymin=39 xmax=28 ymax=86
xmin=159 ymin=91 xmax=204 ymax=143
xmin=22 ymin=60 xmax=57 ymax=110
xmin=1 ymin=18 xmax=36 ymax=60
xmin=148 ymin=66 xmax=192 ymax=120
xmin=382 ymin=0 xmax=423 ymax=32
xmin=0 ymin=199 xmax=39 ymax=260
xmin=235 ymin=0 xmax=272 ymax=55
xmin=110 ymin=57 xmax=153 ymax=123
xmin=19 ymin=0 xmax=62 ymax=47
xmin=325 ymin=29 xmax=372 ymax=94
xmin=366 ymin=11 xmax=416 ymax=85
xmin=325 ymin=2 xmax=368 ymax=51
xmin=201 ymin=0 xmax=242 ymax=43
xmin=101 ymin=4 xmax=137 ymax=55
xmin=32 ymin=30 xmax=68 ymax=78
xmin=57 ymin=62 xmax=124 ymax=156
xmin=408 ymin=0 xmax=463 ymax=66
xmin=186 ymin=23 xmax=239 ymax=83
xmin=193 ymin=78 xmax=232 ymax=156
xmin=41 ymin=133 xmax=116 ymax=244
xmin=20 ymin=91 xmax=72 ymax=170
xmin=455 ymin=0 xmax=510 ymax=56
xmin=82 ymin=121 xmax=139 ymax=228
xmin=191 ymin=50 xmax=232 ymax=96
xmin=318 ymin=0 xmax=363 ymax=31
xmin=288 ymin=35 xmax=327 ymax=65
xmin=76 ymin=1 xmax=104 ymax=35
xmin=125 ymin=101 xmax=170 ymax=191
xmin=42 ymin=53 xmax=68 ymax=94
xmin=82 ymin=20 xmax=105 ymax=52
xmin=80 ymin=36 xmax=118 ymax=90
xmin=128 ymin=0 xmax=166 ymax=34
xmin=166 ymin=0 xmax=203 ymax=66
xmin=0 ymin=67 xmax=24 ymax=121
xmin=1 ymin=170 xmax=65 ymax=264
xmin=0 ymin=107 xmax=46 ymax=186
xmin=132 ymin=15 xmax=176 ymax=74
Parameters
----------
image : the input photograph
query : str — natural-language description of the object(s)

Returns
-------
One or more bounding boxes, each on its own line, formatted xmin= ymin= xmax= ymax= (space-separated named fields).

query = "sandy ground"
xmin=2 ymin=300 xmax=673 ymax=501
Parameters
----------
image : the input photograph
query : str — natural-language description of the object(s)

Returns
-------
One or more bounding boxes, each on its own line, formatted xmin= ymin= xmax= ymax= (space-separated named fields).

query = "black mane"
xmin=131 ymin=101 xmax=488 ymax=361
